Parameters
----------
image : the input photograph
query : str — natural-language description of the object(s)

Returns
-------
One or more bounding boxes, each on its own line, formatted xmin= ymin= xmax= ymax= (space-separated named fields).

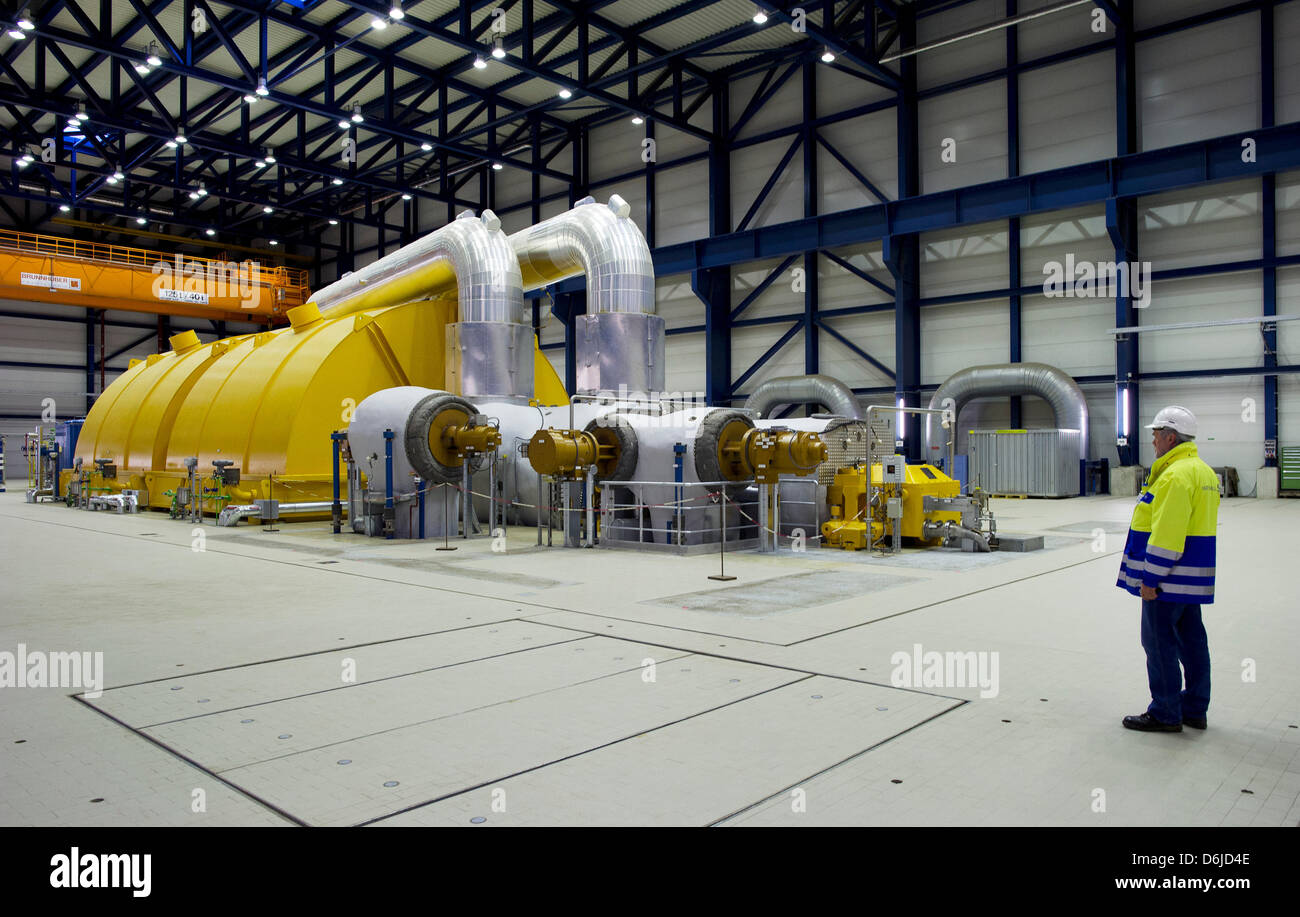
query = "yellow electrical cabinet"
xmin=822 ymin=462 xmax=963 ymax=551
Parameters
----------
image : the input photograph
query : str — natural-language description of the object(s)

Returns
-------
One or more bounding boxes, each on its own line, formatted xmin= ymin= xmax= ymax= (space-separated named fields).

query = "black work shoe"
xmin=1183 ymin=716 xmax=1207 ymax=730
xmin=1122 ymin=713 xmax=1182 ymax=732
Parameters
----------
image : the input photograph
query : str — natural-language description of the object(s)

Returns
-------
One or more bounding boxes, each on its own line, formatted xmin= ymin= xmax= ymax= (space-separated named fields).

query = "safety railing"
xmin=596 ymin=479 xmax=760 ymax=554
xmin=0 ymin=228 xmax=309 ymax=297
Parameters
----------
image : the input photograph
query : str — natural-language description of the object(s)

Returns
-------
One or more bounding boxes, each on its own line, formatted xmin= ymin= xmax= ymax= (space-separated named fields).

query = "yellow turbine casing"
xmin=66 ymin=298 xmax=567 ymax=512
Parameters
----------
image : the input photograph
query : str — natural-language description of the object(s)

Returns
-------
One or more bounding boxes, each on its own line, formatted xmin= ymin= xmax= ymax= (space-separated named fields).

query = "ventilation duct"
xmin=743 ymin=374 xmax=864 ymax=420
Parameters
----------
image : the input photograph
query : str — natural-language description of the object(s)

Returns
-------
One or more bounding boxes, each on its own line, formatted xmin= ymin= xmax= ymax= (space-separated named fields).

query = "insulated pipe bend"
xmin=743 ymin=374 xmax=864 ymax=420
xmin=508 ymin=195 xmax=655 ymax=314
xmin=306 ymin=209 xmax=523 ymax=324
xmin=922 ymin=362 xmax=1089 ymax=461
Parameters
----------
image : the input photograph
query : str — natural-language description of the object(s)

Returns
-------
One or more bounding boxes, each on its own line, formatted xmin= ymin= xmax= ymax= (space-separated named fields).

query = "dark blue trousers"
xmin=1140 ymin=599 xmax=1211 ymax=725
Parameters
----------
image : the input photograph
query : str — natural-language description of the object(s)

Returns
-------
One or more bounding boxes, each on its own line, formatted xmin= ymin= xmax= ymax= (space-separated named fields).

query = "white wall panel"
xmin=1020 ymin=292 xmax=1114 ymax=377
xmin=916 ymin=0 xmax=1004 ymax=91
xmin=655 ymin=276 xmax=708 ymax=397
xmin=653 ymin=158 xmax=710 ymax=245
xmin=729 ymin=67 xmax=803 ymax=143
xmin=732 ymin=257 xmax=802 ymax=322
xmin=1279 ymin=3 xmax=1300 ymax=124
xmin=1019 ymin=204 xmax=1110 ymax=281
xmin=587 ymin=120 xmax=645 ymax=184
xmin=1140 ymin=274 xmax=1263 ymax=373
xmin=1275 ymin=171 xmax=1300 ymax=257
xmin=654 ymin=122 xmax=709 ymax=162
xmin=818 ymin=311 xmax=895 ymax=392
xmin=732 ymin=324 xmax=806 ymax=396
xmin=1138 ymin=377 xmax=1265 ymax=494
xmin=821 ymin=247 xmax=892 ymax=310
xmin=1281 ymin=376 xmax=1300 ymax=450
xmin=1019 ymin=54 xmax=1115 ymax=173
xmin=1135 ymin=0 xmax=1245 ymax=30
xmin=817 ymin=65 xmax=893 ymax=114
xmin=1276 ymin=267 xmax=1300 ymax=367
xmin=1017 ymin=0 xmax=1110 ymax=60
xmin=1139 ymin=179 xmax=1261 ymax=271
xmin=818 ymin=108 xmax=897 ymax=212
xmin=920 ymin=299 xmax=1010 ymax=387
xmin=1138 ymin=14 xmax=1259 ymax=150
xmin=920 ymin=221 xmax=1009 ymax=299
xmin=919 ymin=81 xmax=1008 ymax=194
xmin=730 ymin=137 xmax=804 ymax=229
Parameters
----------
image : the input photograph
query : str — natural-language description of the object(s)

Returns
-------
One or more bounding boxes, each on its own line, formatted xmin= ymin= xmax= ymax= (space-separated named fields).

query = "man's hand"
xmin=1140 ymin=585 xmax=1159 ymax=601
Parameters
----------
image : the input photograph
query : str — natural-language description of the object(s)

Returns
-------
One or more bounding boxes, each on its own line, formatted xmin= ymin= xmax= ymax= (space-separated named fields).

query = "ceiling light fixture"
xmin=256 ymin=77 xmax=269 ymax=96
xmin=136 ymin=215 xmax=147 ymax=225
xmin=558 ymin=87 xmax=572 ymax=100
xmin=820 ymin=47 xmax=835 ymax=63
xmin=146 ymin=41 xmax=162 ymax=68
xmin=328 ymin=219 xmax=339 ymax=225
xmin=491 ymin=37 xmax=506 ymax=59
xmin=254 ymin=159 xmax=266 ymax=169
xmin=630 ymin=114 xmax=643 ymax=125
xmin=205 ymin=228 xmax=216 ymax=236
xmin=17 ymin=15 xmax=35 ymax=30
xmin=264 ymin=149 xmax=276 ymax=164
xmin=332 ymin=177 xmax=343 ymax=185
xmin=401 ymin=193 xmax=411 ymax=200
xmin=351 ymin=103 xmax=364 ymax=123
xmin=420 ymin=140 xmax=433 ymax=152
xmin=263 ymin=205 xmax=273 ymax=213
xmin=244 ymin=92 xmax=258 ymax=104
xmin=133 ymin=60 xmax=150 ymax=75
xmin=174 ymin=132 xmax=187 ymax=144
xmin=58 ymin=204 xmax=70 ymax=212
xmin=370 ymin=16 xmax=387 ymax=30
xmin=389 ymin=3 xmax=403 ymax=20
xmin=338 ymin=118 xmax=350 ymax=129
xmin=6 ymin=29 xmax=24 ymax=40
xmin=753 ymin=7 xmax=767 ymax=24
xmin=491 ymin=162 xmax=503 ymax=171
xmin=269 ymin=239 xmax=279 ymax=246
xmin=473 ymin=54 xmax=487 ymax=70
xmin=165 ymin=140 xmax=177 ymax=149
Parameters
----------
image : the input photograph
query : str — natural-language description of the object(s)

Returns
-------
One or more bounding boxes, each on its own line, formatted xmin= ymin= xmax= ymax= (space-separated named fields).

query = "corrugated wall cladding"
xmin=919 ymin=81 xmax=1008 ymax=194
xmin=1139 ymin=179 xmax=1262 ymax=271
xmin=916 ymin=0 xmax=1004 ymax=91
xmin=1279 ymin=3 xmax=1300 ymax=123
xmin=1018 ymin=54 xmax=1116 ymax=174
xmin=1017 ymin=0 xmax=1110 ymax=60
xmin=1138 ymin=14 xmax=1260 ymax=150
xmin=920 ymin=221 xmax=1010 ymax=299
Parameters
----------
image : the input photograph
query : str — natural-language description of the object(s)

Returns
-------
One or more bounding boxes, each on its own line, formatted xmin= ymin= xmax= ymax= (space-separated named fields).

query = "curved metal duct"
xmin=744 ymin=374 xmax=864 ymax=420
xmin=921 ymin=362 xmax=1089 ymax=461
xmin=509 ymin=194 xmax=655 ymax=313
xmin=309 ymin=209 xmax=522 ymax=324
xmin=510 ymin=195 xmax=661 ymax=395
xmin=306 ymin=209 xmax=530 ymax=399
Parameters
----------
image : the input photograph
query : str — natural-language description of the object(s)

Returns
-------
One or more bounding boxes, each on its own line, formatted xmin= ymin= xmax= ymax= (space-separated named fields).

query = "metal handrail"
xmin=0 ymin=228 xmax=309 ymax=291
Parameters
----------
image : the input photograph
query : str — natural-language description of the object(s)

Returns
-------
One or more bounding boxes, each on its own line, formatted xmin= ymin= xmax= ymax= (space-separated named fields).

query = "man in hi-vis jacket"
xmin=1116 ymin=405 xmax=1220 ymax=733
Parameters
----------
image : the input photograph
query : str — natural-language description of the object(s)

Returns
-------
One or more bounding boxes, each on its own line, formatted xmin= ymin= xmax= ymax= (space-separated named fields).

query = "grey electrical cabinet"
xmin=967 ymin=429 xmax=1082 ymax=497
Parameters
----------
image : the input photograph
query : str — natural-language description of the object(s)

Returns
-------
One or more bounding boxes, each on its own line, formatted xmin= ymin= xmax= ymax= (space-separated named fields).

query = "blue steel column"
xmin=1113 ymin=0 xmax=1139 ymax=467
xmin=563 ymin=125 xmax=590 ymax=395
xmin=85 ymin=310 xmax=96 ymax=414
xmin=1007 ymin=0 xmax=1023 ymax=429
xmin=699 ymin=79 xmax=732 ymax=406
xmin=802 ymin=59 xmax=819 ymax=380
xmin=1262 ymin=3 xmax=1278 ymax=466
xmin=890 ymin=5 xmax=921 ymax=462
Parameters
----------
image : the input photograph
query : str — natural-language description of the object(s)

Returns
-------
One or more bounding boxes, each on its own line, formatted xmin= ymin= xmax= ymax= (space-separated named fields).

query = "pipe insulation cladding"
xmin=921 ymin=362 xmax=1090 ymax=462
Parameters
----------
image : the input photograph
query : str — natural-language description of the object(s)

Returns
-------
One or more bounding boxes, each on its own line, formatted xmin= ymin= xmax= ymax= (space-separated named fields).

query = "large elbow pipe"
xmin=510 ymin=195 xmax=661 ymax=395
xmin=922 ymin=362 xmax=1088 ymax=462
xmin=305 ymin=210 xmax=530 ymax=399
xmin=744 ymin=374 xmax=863 ymax=420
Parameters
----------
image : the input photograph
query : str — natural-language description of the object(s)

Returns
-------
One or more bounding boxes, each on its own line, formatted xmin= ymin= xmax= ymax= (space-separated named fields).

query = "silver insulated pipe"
xmin=744 ymin=374 xmax=864 ymax=420
xmin=306 ymin=210 xmax=531 ymax=399
xmin=922 ymin=362 xmax=1089 ymax=462
xmin=509 ymin=195 xmax=662 ymax=395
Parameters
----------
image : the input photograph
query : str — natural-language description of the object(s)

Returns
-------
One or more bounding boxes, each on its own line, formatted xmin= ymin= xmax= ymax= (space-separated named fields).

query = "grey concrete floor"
xmin=0 ymin=489 xmax=1296 ymax=827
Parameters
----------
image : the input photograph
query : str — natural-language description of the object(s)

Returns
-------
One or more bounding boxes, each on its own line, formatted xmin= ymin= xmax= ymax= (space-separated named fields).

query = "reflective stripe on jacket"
xmin=1116 ymin=441 xmax=1220 ymax=603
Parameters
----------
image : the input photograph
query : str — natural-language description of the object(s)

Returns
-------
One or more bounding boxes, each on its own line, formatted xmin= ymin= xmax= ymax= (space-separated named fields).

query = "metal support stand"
xmin=330 ymin=431 xmax=345 ymax=534
xmin=264 ymin=472 xmax=280 ymax=533
xmin=536 ymin=472 xmax=544 ymax=546
xmin=709 ymin=493 xmax=736 ymax=581
xmin=382 ymin=430 xmax=395 ymax=540
xmin=436 ymin=483 xmax=457 ymax=551
xmin=460 ymin=460 xmax=471 ymax=539
xmin=584 ymin=466 xmax=596 ymax=547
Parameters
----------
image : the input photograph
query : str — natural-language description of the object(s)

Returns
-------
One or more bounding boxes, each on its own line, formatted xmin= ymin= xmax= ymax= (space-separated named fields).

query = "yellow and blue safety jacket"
xmin=1117 ymin=441 xmax=1220 ymax=603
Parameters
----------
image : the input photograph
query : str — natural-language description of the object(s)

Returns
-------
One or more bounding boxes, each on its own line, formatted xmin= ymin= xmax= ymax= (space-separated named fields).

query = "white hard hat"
xmin=1145 ymin=405 xmax=1197 ymax=438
